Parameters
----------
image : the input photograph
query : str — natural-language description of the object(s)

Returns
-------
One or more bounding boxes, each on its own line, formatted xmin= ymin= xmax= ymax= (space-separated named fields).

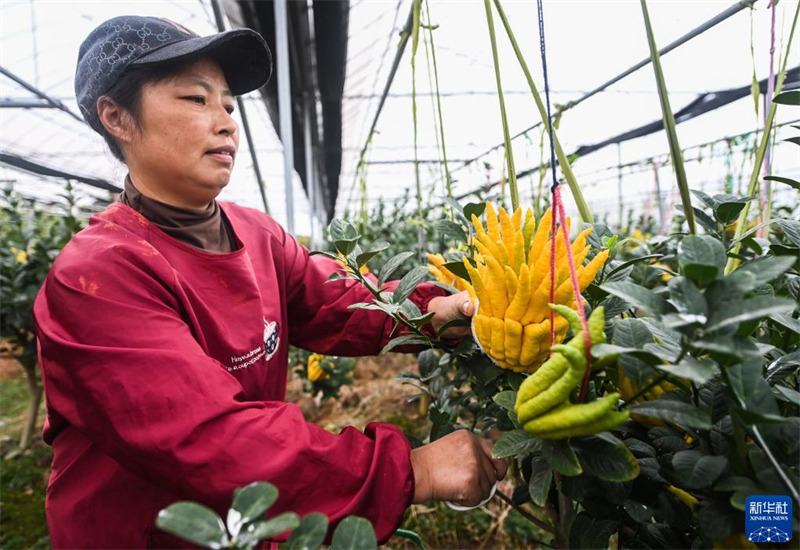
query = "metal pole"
xmin=617 ymin=143 xmax=623 ymax=231
xmin=357 ymin=5 xmax=415 ymax=159
xmin=304 ymin=93 xmax=318 ymax=246
xmin=275 ymin=0 xmax=295 ymax=234
xmin=0 ymin=65 xmax=83 ymax=123
xmin=209 ymin=0 xmax=270 ymax=214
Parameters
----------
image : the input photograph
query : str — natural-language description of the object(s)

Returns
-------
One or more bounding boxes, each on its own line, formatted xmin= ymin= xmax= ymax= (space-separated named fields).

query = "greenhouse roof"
xmin=1 ymin=0 xmax=798 ymax=236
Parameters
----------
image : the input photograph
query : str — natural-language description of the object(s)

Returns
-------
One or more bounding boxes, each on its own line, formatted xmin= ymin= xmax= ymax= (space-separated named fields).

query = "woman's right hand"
xmin=409 ymin=430 xmax=508 ymax=506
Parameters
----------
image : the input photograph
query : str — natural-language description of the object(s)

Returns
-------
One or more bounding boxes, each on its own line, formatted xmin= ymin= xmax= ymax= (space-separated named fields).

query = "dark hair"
xmin=97 ymin=59 xmax=195 ymax=163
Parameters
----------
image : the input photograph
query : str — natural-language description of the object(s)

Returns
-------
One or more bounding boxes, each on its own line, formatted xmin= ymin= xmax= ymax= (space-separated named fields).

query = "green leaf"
xmin=433 ymin=219 xmax=467 ymax=242
xmin=677 ymin=235 xmax=726 ymax=286
xmin=335 ymin=238 xmax=359 ymax=257
xmin=614 ymin=318 xmax=657 ymax=385
xmin=733 ymin=408 xmax=789 ymax=425
xmin=691 ymin=189 xmax=718 ymax=209
xmin=725 ymin=256 xmax=796 ymax=293
xmin=697 ymin=500 xmax=739 ymax=542
xmin=393 ymin=266 xmax=430 ymax=303
xmin=777 ymin=219 xmax=800 ymax=246
xmin=328 ymin=218 xmax=357 ymax=242
xmin=648 ymin=427 xmax=690 ymax=454
xmin=463 ymin=201 xmax=487 ymax=220
xmin=287 ymin=513 xmax=329 ymax=550
xmin=569 ymin=513 xmax=618 ymax=550
xmin=156 ymin=502 xmax=229 ymax=549
xmin=667 ymin=276 xmax=707 ymax=318
xmin=378 ymin=251 xmax=416 ymax=286
xmin=528 ymin=455 xmax=552 ymax=507
xmin=764 ymin=175 xmax=800 ymax=191
xmin=692 ymin=335 xmax=763 ymax=358
xmin=591 ymin=343 xmax=660 ymax=365
xmin=677 ymin=205 xmax=718 ymax=234
xmin=655 ymin=357 xmax=719 ymax=385
xmin=770 ymin=313 xmax=800 ymax=334
xmin=435 ymin=318 xmax=469 ymax=338
xmin=331 ymin=516 xmax=377 ymax=550
xmin=671 ymin=451 xmax=728 ymax=489
xmin=492 ymin=391 xmax=517 ymax=412
xmin=773 ymin=89 xmax=800 ymax=105
xmin=380 ymin=334 xmax=430 ymax=355
xmin=766 ymin=351 xmax=800 ymax=383
xmin=355 ymin=241 xmax=390 ymax=267
xmin=623 ymin=499 xmax=654 ymax=523
xmin=327 ymin=220 xmax=360 ymax=256
xmin=399 ymin=299 xmax=422 ymax=320
xmin=326 ymin=272 xmax=348 ymax=283
xmin=572 ymin=433 xmax=641 ymax=482
xmin=541 ymin=439 xmax=583 ymax=476
xmin=228 ymin=482 xmax=279 ymax=538
xmin=601 ymin=281 xmax=670 ymax=315
xmin=442 ymin=260 xmax=470 ymax=281
xmin=243 ymin=513 xmax=300 ymax=544
xmin=706 ymin=296 xmax=796 ymax=331
xmin=784 ymin=136 xmax=800 ymax=147
xmin=728 ymin=359 xmax=782 ymax=426
xmin=492 ymin=430 xmax=540 ymax=458
xmin=604 ymin=254 xmax=663 ymax=280
xmin=614 ymin=318 xmax=654 ymax=348
xmin=775 ymin=385 xmax=800 ymax=406
xmin=630 ymin=400 xmax=711 ymax=430
xmin=713 ymin=196 xmax=755 ymax=225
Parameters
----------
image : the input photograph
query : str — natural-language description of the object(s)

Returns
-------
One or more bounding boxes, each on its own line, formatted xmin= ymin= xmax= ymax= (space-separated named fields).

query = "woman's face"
xmin=125 ymin=58 xmax=239 ymax=209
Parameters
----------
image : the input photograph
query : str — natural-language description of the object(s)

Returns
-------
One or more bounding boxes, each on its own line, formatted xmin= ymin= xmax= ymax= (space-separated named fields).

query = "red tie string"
xmin=539 ymin=0 xmax=593 ymax=403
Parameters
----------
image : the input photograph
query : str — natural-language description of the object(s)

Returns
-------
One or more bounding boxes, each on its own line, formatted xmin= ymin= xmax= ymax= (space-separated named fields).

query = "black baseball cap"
xmin=75 ymin=15 xmax=272 ymax=132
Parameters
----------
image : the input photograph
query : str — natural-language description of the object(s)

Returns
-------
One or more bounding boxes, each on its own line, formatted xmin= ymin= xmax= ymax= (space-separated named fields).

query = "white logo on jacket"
xmin=263 ymin=318 xmax=280 ymax=360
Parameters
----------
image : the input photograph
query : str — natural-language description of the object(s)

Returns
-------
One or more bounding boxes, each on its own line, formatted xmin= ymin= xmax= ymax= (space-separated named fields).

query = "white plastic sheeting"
xmin=1 ymin=0 xmax=798 ymax=235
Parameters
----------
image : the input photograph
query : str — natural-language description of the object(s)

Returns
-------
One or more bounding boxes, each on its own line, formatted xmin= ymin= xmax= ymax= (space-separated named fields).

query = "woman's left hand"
xmin=427 ymin=290 xmax=475 ymax=340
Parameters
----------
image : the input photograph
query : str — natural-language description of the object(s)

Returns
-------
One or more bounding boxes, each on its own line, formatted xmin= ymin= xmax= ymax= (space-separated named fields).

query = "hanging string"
xmin=537 ymin=0 xmax=594 ymax=401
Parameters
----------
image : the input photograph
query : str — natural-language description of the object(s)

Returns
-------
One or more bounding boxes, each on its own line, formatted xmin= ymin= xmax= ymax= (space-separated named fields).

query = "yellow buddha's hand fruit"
xmin=459 ymin=202 xmax=609 ymax=373
xmin=426 ymin=253 xmax=472 ymax=293
xmin=307 ymin=353 xmax=329 ymax=382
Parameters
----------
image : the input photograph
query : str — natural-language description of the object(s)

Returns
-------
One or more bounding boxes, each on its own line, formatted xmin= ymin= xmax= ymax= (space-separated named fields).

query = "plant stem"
xmin=483 ymin=0 xmax=519 ymax=211
xmin=751 ymin=424 xmax=800 ymax=502
xmin=495 ymin=489 xmax=557 ymax=537
xmin=726 ymin=0 xmax=800 ymax=274
xmin=761 ymin=0 xmax=777 ymax=239
xmin=640 ymin=0 xmax=695 ymax=235
xmin=411 ymin=0 xmax=423 ymax=220
xmin=423 ymin=0 xmax=453 ymax=200
xmin=491 ymin=0 xmax=592 ymax=224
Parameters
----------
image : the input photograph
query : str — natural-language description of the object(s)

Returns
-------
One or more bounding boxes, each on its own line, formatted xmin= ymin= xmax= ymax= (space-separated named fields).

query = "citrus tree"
xmin=0 ymin=183 xmax=84 ymax=450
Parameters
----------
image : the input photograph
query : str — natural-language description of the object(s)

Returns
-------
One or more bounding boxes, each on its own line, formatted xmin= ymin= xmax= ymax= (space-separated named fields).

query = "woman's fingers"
xmin=409 ymin=430 xmax=508 ymax=506
xmin=428 ymin=291 xmax=475 ymax=339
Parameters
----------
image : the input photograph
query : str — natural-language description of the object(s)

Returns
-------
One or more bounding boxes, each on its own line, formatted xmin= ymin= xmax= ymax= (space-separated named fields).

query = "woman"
xmin=33 ymin=16 xmax=506 ymax=548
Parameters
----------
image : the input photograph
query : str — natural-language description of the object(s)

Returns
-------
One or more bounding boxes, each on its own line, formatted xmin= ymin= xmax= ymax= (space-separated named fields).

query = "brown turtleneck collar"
xmin=117 ymin=176 xmax=238 ymax=253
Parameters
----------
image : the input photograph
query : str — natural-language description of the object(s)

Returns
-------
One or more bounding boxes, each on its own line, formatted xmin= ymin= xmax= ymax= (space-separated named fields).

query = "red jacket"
xmin=34 ymin=202 xmax=443 ymax=548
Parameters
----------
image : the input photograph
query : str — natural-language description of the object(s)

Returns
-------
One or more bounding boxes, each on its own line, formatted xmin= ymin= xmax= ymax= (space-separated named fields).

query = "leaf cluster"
xmin=156 ymin=481 xmax=377 ymax=549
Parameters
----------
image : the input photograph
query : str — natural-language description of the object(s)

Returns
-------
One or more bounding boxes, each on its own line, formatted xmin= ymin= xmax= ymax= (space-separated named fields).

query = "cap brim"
xmin=131 ymin=28 xmax=272 ymax=95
